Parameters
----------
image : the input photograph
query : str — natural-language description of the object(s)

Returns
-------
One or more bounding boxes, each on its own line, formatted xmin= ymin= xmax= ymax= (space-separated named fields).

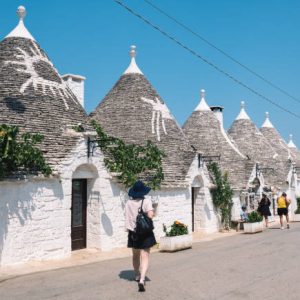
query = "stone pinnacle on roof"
xmin=195 ymin=89 xmax=211 ymax=111
xmin=5 ymin=6 xmax=35 ymax=41
xmin=287 ymin=134 xmax=297 ymax=149
xmin=235 ymin=101 xmax=250 ymax=120
xmin=261 ymin=111 xmax=274 ymax=128
xmin=123 ymin=45 xmax=143 ymax=75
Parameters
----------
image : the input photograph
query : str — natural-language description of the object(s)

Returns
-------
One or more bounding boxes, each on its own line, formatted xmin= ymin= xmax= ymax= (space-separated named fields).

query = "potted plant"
xmin=244 ymin=211 xmax=264 ymax=233
xmin=293 ymin=197 xmax=300 ymax=222
xmin=159 ymin=221 xmax=192 ymax=252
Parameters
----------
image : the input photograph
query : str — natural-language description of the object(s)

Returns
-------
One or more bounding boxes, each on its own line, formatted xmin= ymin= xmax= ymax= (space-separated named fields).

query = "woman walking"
xmin=257 ymin=193 xmax=271 ymax=227
xmin=125 ymin=180 xmax=156 ymax=292
xmin=277 ymin=192 xmax=291 ymax=229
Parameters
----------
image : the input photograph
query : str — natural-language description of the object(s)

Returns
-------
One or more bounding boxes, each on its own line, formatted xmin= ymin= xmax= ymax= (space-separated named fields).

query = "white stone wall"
xmin=0 ymin=137 xmax=221 ymax=266
xmin=58 ymin=137 xmax=128 ymax=251
xmin=231 ymin=192 xmax=242 ymax=221
xmin=185 ymin=157 xmax=220 ymax=234
xmin=0 ymin=178 xmax=70 ymax=266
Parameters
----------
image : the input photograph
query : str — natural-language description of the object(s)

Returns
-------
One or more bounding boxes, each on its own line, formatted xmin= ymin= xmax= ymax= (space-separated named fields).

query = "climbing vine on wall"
xmin=91 ymin=120 xmax=165 ymax=190
xmin=0 ymin=124 xmax=52 ymax=179
xmin=208 ymin=162 xmax=233 ymax=230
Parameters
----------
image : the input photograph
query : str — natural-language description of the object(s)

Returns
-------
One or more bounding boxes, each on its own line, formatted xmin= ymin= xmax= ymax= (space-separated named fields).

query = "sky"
xmin=1 ymin=0 xmax=300 ymax=146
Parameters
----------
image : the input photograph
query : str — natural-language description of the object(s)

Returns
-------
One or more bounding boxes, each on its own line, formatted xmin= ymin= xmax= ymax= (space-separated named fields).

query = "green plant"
xmin=208 ymin=162 xmax=234 ymax=230
xmin=295 ymin=197 xmax=300 ymax=214
xmin=0 ymin=124 xmax=52 ymax=178
xmin=91 ymin=120 xmax=165 ymax=190
xmin=163 ymin=221 xmax=188 ymax=237
xmin=247 ymin=211 xmax=263 ymax=223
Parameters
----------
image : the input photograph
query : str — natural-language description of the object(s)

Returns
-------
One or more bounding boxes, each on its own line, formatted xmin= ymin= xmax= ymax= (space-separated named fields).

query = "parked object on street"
xmin=160 ymin=221 xmax=192 ymax=252
xmin=243 ymin=211 xmax=264 ymax=233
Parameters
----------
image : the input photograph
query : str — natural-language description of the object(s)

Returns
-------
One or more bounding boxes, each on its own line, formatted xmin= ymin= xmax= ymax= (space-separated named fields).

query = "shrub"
xmin=247 ymin=211 xmax=263 ymax=223
xmin=0 ymin=124 xmax=52 ymax=178
xmin=163 ymin=221 xmax=188 ymax=237
xmin=91 ymin=120 xmax=165 ymax=190
xmin=207 ymin=162 xmax=234 ymax=230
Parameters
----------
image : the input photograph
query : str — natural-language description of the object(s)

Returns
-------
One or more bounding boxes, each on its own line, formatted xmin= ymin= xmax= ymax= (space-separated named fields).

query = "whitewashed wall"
xmin=231 ymin=192 xmax=242 ymax=221
xmin=0 ymin=137 xmax=220 ymax=266
xmin=0 ymin=178 xmax=69 ymax=266
xmin=185 ymin=157 xmax=220 ymax=234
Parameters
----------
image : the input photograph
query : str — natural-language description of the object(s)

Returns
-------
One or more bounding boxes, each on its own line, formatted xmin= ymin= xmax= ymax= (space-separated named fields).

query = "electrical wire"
xmin=113 ymin=0 xmax=300 ymax=120
xmin=143 ymin=0 xmax=300 ymax=105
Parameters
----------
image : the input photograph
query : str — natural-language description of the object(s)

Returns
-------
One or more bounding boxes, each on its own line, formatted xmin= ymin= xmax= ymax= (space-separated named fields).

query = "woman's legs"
xmin=279 ymin=214 xmax=284 ymax=228
xmin=264 ymin=216 xmax=269 ymax=227
xmin=132 ymin=248 xmax=140 ymax=280
xmin=286 ymin=213 xmax=290 ymax=228
xmin=139 ymin=248 xmax=150 ymax=283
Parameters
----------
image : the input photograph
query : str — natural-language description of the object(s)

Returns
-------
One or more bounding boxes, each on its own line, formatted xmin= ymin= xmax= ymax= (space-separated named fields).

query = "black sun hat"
xmin=128 ymin=180 xmax=151 ymax=199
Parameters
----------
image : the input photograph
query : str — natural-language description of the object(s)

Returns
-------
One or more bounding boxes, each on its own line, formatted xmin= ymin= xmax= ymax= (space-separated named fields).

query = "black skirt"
xmin=127 ymin=230 xmax=157 ymax=249
xmin=258 ymin=205 xmax=271 ymax=217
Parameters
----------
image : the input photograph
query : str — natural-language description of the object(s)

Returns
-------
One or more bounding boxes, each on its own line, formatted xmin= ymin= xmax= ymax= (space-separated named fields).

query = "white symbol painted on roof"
xmin=4 ymin=41 xmax=76 ymax=110
xmin=141 ymin=96 xmax=173 ymax=141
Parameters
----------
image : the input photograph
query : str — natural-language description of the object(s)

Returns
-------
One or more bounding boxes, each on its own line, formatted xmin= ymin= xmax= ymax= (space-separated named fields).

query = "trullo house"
xmin=260 ymin=112 xmax=298 ymax=215
xmin=228 ymin=101 xmax=295 ymax=212
xmin=286 ymin=134 xmax=300 ymax=198
xmin=0 ymin=7 xmax=220 ymax=267
xmin=0 ymin=6 xmax=124 ymax=266
xmin=182 ymin=90 xmax=255 ymax=220
xmin=90 ymin=46 xmax=220 ymax=235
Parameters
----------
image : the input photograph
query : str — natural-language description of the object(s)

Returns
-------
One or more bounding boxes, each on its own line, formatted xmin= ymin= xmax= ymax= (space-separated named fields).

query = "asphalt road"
xmin=1 ymin=223 xmax=299 ymax=300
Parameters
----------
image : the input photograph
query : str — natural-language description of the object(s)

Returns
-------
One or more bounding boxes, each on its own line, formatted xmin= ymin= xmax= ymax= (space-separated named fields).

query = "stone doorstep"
xmin=0 ymin=220 xmax=283 ymax=282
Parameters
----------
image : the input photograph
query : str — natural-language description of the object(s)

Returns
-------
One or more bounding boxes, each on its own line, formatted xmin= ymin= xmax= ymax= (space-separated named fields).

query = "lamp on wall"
xmin=87 ymin=137 xmax=97 ymax=157
xmin=197 ymin=154 xmax=221 ymax=168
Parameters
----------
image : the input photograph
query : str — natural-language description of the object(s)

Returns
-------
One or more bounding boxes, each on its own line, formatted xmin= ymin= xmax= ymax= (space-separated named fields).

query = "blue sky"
xmin=1 ymin=0 xmax=300 ymax=146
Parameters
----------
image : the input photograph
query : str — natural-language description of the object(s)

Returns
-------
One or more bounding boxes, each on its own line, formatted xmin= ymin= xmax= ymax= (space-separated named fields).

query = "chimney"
xmin=62 ymin=74 xmax=86 ymax=108
xmin=210 ymin=106 xmax=224 ymax=127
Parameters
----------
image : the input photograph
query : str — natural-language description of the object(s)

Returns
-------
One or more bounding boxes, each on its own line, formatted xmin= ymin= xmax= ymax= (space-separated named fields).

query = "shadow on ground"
xmin=119 ymin=270 xmax=150 ymax=282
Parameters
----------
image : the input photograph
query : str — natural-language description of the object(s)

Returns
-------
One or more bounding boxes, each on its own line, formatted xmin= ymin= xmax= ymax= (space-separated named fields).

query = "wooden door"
xmin=71 ymin=179 xmax=87 ymax=251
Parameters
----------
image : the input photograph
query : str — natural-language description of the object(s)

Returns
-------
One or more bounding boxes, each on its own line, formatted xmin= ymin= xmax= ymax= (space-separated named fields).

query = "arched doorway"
xmin=191 ymin=176 xmax=204 ymax=232
xmin=71 ymin=164 xmax=98 ymax=250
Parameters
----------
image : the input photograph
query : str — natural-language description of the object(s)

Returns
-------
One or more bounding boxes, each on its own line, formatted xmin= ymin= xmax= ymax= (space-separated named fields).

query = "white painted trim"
xmin=5 ymin=19 xmax=35 ymax=41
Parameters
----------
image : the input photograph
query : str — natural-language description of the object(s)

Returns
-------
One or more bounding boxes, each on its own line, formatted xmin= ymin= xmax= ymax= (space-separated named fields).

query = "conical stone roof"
xmin=260 ymin=112 xmax=292 ymax=185
xmin=0 ymin=7 xmax=88 ymax=173
xmin=90 ymin=46 xmax=195 ymax=187
xmin=287 ymin=134 xmax=300 ymax=177
xmin=183 ymin=90 xmax=252 ymax=190
xmin=228 ymin=102 xmax=281 ymax=187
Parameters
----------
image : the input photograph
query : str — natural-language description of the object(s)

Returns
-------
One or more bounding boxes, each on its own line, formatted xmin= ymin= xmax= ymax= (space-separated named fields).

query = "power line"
xmin=113 ymin=0 xmax=300 ymax=120
xmin=143 ymin=0 xmax=300 ymax=105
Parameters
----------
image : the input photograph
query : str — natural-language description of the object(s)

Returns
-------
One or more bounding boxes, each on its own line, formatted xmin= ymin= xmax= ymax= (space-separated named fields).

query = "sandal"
xmin=138 ymin=281 xmax=146 ymax=292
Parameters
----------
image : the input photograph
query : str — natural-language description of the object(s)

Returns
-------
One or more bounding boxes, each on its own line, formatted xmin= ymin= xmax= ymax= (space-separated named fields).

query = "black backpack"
xmin=135 ymin=198 xmax=154 ymax=235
